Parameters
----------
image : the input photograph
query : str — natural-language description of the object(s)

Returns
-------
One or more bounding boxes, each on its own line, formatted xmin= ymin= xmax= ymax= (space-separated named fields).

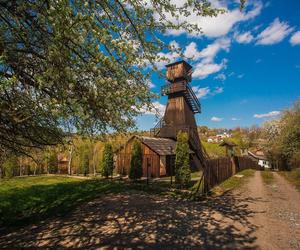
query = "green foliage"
xmin=80 ymin=147 xmax=90 ymax=176
xmin=280 ymin=168 xmax=300 ymax=192
xmin=2 ymin=156 xmax=18 ymax=178
xmin=0 ymin=0 xmax=222 ymax=157
xmin=101 ymin=143 xmax=114 ymax=178
xmin=175 ymin=131 xmax=191 ymax=187
xmin=129 ymin=139 xmax=143 ymax=180
xmin=48 ymin=151 xmax=58 ymax=174
xmin=264 ymin=100 xmax=300 ymax=169
xmin=0 ymin=176 xmax=124 ymax=227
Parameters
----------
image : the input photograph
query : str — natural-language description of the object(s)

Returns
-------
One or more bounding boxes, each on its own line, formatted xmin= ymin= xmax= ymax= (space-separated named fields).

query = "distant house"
xmin=57 ymin=153 xmax=69 ymax=174
xmin=207 ymin=132 xmax=232 ymax=143
xmin=247 ymin=150 xmax=270 ymax=169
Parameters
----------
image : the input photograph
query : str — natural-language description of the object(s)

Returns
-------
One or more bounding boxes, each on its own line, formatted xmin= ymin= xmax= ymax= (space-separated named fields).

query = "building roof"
xmin=219 ymin=140 xmax=237 ymax=147
xmin=138 ymin=136 xmax=177 ymax=155
xmin=165 ymin=60 xmax=192 ymax=70
xmin=115 ymin=135 xmax=194 ymax=156
xmin=248 ymin=150 xmax=268 ymax=160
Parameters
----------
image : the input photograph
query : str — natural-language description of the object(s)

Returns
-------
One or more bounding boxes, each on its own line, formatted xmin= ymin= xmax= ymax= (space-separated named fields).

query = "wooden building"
xmin=115 ymin=136 xmax=180 ymax=177
xmin=57 ymin=153 xmax=69 ymax=174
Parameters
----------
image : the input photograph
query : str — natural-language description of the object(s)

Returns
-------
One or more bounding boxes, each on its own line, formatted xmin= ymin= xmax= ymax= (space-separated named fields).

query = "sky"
xmin=136 ymin=0 xmax=300 ymax=130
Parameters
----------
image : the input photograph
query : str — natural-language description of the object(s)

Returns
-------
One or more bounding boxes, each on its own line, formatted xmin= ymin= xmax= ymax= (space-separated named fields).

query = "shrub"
xmin=175 ymin=131 xmax=191 ymax=187
xmin=101 ymin=143 xmax=114 ymax=178
xmin=129 ymin=139 xmax=143 ymax=180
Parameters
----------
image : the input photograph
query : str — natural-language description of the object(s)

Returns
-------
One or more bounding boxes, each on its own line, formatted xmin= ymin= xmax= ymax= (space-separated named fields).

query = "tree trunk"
xmin=93 ymin=145 xmax=97 ymax=177
xmin=68 ymin=144 xmax=74 ymax=175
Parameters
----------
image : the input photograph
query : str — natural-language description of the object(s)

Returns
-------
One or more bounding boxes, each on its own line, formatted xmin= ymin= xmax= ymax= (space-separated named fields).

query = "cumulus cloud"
xmin=290 ymin=31 xmax=300 ymax=46
xmin=253 ymin=111 xmax=281 ymax=118
xmin=211 ymin=116 xmax=223 ymax=122
xmin=142 ymin=101 xmax=166 ymax=116
xmin=165 ymin=1 xmax=262 ymax=38
xmin=256 ymin=18 xmax=294 ymax=45
xmin=192 ymin=86 xmax=223 ymax=99
xmin=234 ymin=31 xmax=254 ymax=44
xmin=184 ymin=37 xmax=231 ymax=63
xmin=155 ymin=40 xmax=180 ymax=69
xmin=193 ymin=59 xmax=228 ymax=79
xmin=192 ymin=86 xmax=210 ymax=98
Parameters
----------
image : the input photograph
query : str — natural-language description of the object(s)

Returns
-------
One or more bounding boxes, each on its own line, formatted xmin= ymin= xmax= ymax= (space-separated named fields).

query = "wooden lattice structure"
xmin=150 ymin=60 xmax=208 ymax=170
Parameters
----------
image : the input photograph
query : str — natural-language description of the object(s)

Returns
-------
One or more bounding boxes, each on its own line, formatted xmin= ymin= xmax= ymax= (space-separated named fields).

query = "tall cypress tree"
xmin=175 ymin=131 xmax=191 ymax=187
xmin=101 ymin=143 xmax=114 ymax=178
xmin=129 ymin=139 xmax=143 ymax=180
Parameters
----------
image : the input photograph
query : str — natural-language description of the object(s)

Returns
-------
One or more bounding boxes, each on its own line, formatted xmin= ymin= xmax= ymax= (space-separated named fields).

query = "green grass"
xmin=0 ymin=176 xmax=125 ymax=227
xmin=261 ymin=170 xmax=274 ymax=185
xmin=211 ymin=169 xmax=255 ymax=195
xmin=280 ymin=168 xmax=300 ymax=192
xmin=202 ymin=141 xmax=226 ymax=158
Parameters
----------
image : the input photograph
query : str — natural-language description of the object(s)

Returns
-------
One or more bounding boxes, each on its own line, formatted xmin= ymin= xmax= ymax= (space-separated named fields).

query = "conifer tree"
xmin=175 ymin=131 xmax=191 ymax=187
xmin=129 ymin=139 xmax=143 ymax=180
xmin=101 ymin=143 xmax=114 ymax=178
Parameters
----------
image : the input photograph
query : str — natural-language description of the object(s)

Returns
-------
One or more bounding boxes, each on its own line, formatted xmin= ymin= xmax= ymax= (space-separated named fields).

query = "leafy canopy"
xmin=0 ymin=0 xmax=223 ymax=157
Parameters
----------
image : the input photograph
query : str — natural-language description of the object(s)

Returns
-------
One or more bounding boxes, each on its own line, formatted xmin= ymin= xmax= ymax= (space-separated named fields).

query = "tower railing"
xmin=150 ymin=118 xmax=165 ymax=137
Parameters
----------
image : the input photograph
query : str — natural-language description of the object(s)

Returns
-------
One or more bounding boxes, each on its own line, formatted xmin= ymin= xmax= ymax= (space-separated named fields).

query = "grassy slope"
xmin=0 ymin=176 xmax=125 ymax=227
xmin=211 ymin=169 xmax=255 ymax=195
xmin=280 ymin=168 xmax=300 ymax=192
xmin=201 ymin=141 xmax=226 ymax=158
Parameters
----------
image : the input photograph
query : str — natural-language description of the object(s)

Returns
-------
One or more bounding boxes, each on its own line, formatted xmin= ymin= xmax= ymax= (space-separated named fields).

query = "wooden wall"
xmin=115 ymin=139 xmax=161 ymax=177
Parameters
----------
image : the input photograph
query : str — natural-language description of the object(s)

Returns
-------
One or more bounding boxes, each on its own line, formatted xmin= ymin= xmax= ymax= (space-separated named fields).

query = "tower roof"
xmin=165 ymin=60 xmax=192 ymax=70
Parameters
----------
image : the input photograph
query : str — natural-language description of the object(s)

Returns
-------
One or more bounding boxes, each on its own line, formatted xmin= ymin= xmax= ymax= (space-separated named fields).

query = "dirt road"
xmin=0 ymin=171 xmax=299 ymax=249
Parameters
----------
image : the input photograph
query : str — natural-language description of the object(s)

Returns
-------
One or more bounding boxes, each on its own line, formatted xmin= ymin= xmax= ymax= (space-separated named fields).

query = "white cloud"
xmin=145 ymin=79 xmax=155 ymax=89
xmin=237 ymin=74 xmax=244 ymax=79
xmin=193 ymin=59 xmax=228 ymax=79
xmin=231 ymin=117 xmax=240 ymax=121
xmin=290 ymin=31 xmax=300 ymax=46
xmin=234 ymin=31 xmax=254 ymax=44
xmin=165 ymin=1 xmax=262 ymax=38
xmin=155 ymin=40 xmax=180 ymax=69
xmin=214 ymin=73 xmax=226 ymax=81
xmin=184 ymin=37 xmax=231 ymax=63
xmin=192 ymin=86 xmax=210 ymax=99
xmin=256 ymin=18 xmax=294 ymax=45
xmin=211 ymin=116 xmax=223 ymax=122
xmin=253 ymin=111 xmax=281 ymax=118
xmin=142 ymin=101 xmax=166 ymax=116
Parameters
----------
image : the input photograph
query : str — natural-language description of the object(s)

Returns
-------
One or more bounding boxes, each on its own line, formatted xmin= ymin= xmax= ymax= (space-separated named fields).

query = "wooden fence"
xmin=204 ymin=156 xmax=260 ymax=191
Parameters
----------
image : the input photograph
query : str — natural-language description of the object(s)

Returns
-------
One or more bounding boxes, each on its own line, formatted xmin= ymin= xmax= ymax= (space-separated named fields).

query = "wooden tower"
xmin=151 ymin=60 xmax=207 ymax=169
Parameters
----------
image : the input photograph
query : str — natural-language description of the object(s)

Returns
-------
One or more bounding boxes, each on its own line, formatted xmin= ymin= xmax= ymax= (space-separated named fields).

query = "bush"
xmin=129 ymin=139 xmax=143 ymax=180
xmin=101 ymin=143 xmax=114 ymax=178
xmin=175 ymin=131 xmax=191 ymax=187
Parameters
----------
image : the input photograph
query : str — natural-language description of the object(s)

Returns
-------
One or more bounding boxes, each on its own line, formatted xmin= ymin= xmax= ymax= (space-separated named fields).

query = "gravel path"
xmin=0 ymin=171 xmax=299 ymax=249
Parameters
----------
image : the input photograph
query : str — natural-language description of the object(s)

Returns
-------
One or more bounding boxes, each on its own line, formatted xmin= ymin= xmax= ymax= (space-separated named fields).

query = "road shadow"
xmin=0 ymin=191 xmax=266 ymax=249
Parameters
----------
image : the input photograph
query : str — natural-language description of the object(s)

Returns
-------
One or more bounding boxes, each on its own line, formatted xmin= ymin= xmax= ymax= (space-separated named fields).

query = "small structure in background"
xmin=248 ymin=150 xmax=270 ymax=169
xmin=219 ymin=141 xmax=237 ymax=157
xmin=57 ymin=153 xmax=69 ymax=174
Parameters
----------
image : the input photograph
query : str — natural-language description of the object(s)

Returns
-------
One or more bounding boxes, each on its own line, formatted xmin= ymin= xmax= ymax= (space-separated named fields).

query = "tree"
xmin=263 ymin=100 xmax=300 ymax=169
xmin=129 ymin=139 xmax=143 ymax=180
xmin=101 ymin=143 xmax=114 ymax=178
xmin=0 ymin=0 xmax=223 ymax=157
xmin=48 ymin=151 xmax=58 ymax=174
xmin=175 ymin=131 xmax=191 ymax=187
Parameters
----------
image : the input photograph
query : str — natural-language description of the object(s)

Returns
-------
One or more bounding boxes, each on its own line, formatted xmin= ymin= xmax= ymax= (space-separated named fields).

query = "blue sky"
xmin=137 ymin=0 xmax=300 ymax=130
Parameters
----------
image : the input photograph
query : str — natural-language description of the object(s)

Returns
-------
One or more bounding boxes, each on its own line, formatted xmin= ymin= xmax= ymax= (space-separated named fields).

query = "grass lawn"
xmin=279 ymin=168 xmax=300 ymax=192
xmin=261 ymin=170 xmax=274 ymax=185
xmin=0 ymin=175 xmax=195 ymax=228
xmin=0 ymin=176 xmax=125 ymax=227
xmin=211 ymin=169 xmax=256 ymax=196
